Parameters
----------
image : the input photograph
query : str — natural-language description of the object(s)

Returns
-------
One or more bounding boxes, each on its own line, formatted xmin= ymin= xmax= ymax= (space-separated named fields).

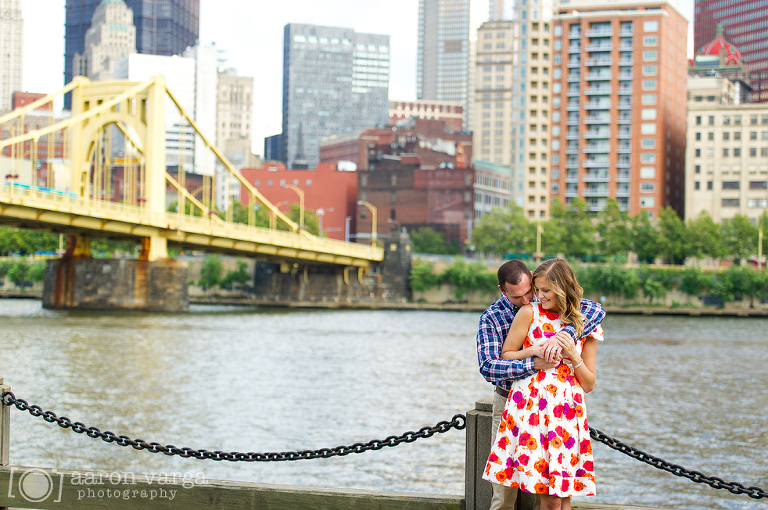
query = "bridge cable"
xmin=1 ymin=391 xmax=765 ymax=499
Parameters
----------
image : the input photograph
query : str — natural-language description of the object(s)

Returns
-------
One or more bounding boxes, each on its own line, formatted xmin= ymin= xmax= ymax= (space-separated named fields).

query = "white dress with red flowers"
xmin=483 ymin=303 xmax=602 ymax=497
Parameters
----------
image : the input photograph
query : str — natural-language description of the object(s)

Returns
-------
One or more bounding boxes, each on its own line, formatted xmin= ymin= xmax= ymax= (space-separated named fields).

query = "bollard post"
xmin=465 ymin=394 xmax=537 ymax=510
xmin=0 ymin=378 xmax=8 ymax=467
xmin=465 ymin=396 xmax=493 ymax=510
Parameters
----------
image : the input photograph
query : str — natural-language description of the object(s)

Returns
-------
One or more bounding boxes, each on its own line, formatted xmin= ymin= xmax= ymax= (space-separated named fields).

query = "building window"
xmin=642 ymin=65 xmax=658 ymax=75
xmin=643 ymin=20 xmax=659 ymax=32
xmin=643 ymin=50 xmax=658 ymax=61
xmin=642 ymin=138 xmax=656 ymax=148
xmin=722 ymin=181 xmax=740 ymax=190
xmin=640 ymin=197 xmax=655 ymax=208
xmin=642 ymin=79 xmax=657 ymax=90
xmin=643 ymin=35 xmax=658 ymax=46
xmin=641 ymin=123 xmax=657 ymax=134
xmin=722 ymin=198 xmax=740 ymax=207
xmin=641 ymin=182 xmax=655 ymax=192
xmin=641 ymin=167 xmax=655 ymax=178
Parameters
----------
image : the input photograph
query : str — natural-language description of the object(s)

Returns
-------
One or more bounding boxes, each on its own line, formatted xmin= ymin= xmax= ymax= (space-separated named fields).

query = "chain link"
xmin=1 ymin=391 xmax=765 ymax=500
xmin=0 ymin=391 xmax=465 ymax=462
xmin=589 ymin=427 xmax=767 ymax=499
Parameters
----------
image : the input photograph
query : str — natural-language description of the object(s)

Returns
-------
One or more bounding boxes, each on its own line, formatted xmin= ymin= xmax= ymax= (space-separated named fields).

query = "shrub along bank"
xmin=410 ymin=258 xmax=768 ymax=309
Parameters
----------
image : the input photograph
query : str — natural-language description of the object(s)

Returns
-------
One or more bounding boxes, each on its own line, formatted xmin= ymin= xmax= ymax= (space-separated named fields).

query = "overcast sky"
xmin=20 ymin=0 xmax=693 ymax=153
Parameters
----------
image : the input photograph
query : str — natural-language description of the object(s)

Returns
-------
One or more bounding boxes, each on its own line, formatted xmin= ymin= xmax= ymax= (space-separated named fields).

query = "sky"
xmin=20 ymin=0 xmax=693 ymax=154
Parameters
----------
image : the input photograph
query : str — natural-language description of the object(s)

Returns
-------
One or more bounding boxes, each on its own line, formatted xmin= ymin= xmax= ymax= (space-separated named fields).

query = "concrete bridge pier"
xmin=42 ymin=234 xmax=189 ymax=312
xmin=252 ymin=230 xmax=412 ymax=304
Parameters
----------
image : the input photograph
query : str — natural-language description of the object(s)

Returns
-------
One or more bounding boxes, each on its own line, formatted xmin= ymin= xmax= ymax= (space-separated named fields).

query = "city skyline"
xmin=20 ymin=0 xmax=693 ymax=156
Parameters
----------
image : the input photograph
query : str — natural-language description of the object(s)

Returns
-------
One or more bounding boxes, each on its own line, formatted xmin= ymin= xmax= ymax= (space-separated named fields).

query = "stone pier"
xmin=42 ymin=258 xmax=189 ymax=312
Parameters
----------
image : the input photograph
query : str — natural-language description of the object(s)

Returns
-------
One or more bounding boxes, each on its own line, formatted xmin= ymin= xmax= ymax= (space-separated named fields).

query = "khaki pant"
xmin=490 ymin=390 xmax=540 ymax=510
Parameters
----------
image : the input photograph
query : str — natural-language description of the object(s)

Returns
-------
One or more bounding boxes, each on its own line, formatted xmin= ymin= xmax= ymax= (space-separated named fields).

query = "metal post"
xmin=345 ymin=216 xmax=351 ymax=243
xmin=0 ymin=378 xmax=9 ymax=467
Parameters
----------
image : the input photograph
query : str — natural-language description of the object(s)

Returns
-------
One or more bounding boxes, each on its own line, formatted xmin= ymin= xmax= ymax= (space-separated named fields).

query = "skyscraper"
xmin=64 ymin=0 xmax=199 ymax=106
xmin=72 ymin=0 xmax=136 ymax=81
xmin=473 ymin=0 xmax=556 ymax=220
xmin=0 ymin=0 xmax=23 ymax=111
xmin=694 ymin=0 xmax=768 ymax=102
xmin=417 ymin=0 xmax=471 ymax=109
xmin=281 ymin=24 xmax=390 ymax=169
xmin=550 ymin=0 xmax=688 ymax=218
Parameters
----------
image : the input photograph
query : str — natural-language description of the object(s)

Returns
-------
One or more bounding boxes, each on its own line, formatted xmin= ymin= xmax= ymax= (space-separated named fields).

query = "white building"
xmin=215 ymin=68 xmax=256 ymax=211
xmin=72 ymin=0 xmax=136 ymax=81
xmin=0 ymin=0 xmax=23 ymax=111
xmin=114 ymin=45 xmax=218 ymax=176
xmin=686 ymin=76 xmax=768 ymax=224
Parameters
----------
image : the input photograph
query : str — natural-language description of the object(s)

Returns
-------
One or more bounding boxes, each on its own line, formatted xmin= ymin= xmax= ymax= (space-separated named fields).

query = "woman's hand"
xmin=557 ymin=334 xmax=579 ymax=362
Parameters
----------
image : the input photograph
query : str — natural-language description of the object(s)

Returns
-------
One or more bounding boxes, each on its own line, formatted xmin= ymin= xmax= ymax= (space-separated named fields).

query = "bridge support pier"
xmin=42 ymin=257 xmax=189 ymax=312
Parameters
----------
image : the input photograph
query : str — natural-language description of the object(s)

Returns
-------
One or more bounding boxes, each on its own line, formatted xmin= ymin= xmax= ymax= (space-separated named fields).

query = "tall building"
xmin=64 ymin=0 xmax=199 ymax=106
xmin=281 ymin=24 xmax=390 ymax=169
xmin=473 ymin=1 xmax=556 ymax=220
xmin=417 ymin=0 xmax=471 ymax=113
xmin=686 ymin=76 xmax=768 ymax=223
xmin=694 ymin=0 xmax=768 ymax=102
xmin=72 ymin=0 xmax=136 ymax=81
xmin=550 ymin=0 xmax=688 ymax=218
xmin=216 ymin=68 xmax=256 ymax=211
xmin=114 ymin=45 xmax=218 ymax=176
xmin=0 ymin=0 xmax=23 ymax=111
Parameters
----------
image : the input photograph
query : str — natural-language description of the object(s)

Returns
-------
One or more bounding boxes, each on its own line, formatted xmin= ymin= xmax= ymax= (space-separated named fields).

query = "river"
xmin=0 ymin=299 xmax=765 ymax=509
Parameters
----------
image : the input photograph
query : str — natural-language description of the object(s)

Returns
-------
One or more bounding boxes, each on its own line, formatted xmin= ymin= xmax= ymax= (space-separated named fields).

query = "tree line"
xmin=469 ymin=198 xmax=768 ymax=264
xmin=410 ymin=257 xmax=768 ymax=307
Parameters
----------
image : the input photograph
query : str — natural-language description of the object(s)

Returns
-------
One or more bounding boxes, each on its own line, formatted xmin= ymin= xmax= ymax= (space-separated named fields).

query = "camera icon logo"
xmin=8 ymin=467 xmax=63 ymax=503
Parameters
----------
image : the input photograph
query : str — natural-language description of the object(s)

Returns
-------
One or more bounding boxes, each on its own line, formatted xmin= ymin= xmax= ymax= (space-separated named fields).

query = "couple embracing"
xmin=476 ymin=258 xmax=606 ymax=510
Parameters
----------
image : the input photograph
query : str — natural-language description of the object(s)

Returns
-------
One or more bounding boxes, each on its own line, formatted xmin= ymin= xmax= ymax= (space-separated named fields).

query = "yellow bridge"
xmin=0 ymin=77 xmax=383 ymax=268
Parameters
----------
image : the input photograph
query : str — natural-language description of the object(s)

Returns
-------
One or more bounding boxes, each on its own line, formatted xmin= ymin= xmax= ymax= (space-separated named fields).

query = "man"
xmin=476 ymin=259 xmax=605 ymax=510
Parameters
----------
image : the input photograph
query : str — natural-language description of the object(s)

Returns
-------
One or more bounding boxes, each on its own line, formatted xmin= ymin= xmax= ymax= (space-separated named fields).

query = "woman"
xmin=483 ymin=258 xmax=602 ymax=510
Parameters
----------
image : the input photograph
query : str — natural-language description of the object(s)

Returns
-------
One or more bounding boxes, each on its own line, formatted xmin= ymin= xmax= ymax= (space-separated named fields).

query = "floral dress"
xmin=483 ymin=303 xmax=603 ymax=497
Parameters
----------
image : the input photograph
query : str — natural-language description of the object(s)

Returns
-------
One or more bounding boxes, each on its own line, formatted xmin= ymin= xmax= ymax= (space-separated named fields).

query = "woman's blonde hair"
xmin=532 ymin=258 xmax=584 ymax=336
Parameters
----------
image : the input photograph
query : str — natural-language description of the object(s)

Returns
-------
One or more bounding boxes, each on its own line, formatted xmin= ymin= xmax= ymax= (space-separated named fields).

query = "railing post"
xmin=465 ymin=396 xmax=493 ymax=510
xmin=466 ymin=395 xmax=537 ymax=510
xmin=0 ymin=378 xmax=8 ymax=467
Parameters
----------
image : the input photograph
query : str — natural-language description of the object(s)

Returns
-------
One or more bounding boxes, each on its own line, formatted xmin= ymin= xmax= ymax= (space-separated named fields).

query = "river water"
xmin=0 ymin=299 xmax=765 ymax=509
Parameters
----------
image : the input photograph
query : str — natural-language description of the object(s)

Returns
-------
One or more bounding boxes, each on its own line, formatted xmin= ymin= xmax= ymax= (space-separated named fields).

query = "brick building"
xmin=358 ymin=152 xmax=474 ymax=247
xmin=319 ymin=118 xmax=472 ymax=171
xmin=239 ymin=163 xmax=358 ymax=241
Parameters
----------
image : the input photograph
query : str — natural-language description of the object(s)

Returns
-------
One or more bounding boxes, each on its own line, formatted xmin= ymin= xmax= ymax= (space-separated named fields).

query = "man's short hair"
xmin=497 ymin=259 xmax=531 ymax=288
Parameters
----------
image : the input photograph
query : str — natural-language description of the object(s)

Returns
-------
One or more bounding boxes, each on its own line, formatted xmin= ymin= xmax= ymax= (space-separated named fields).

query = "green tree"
xmin=547 ymin=198 xmax=595 ymax=259
xmin=630 ymin=211 xmax=661 ymax=263
xmin=722 ymin=214 xmax=758 ymax=262
xmin=471 ymin=204 xmax=536 ymax=257
xmin=656 ymin=207 xmax=688 ymax=264
xmin=443 ymin=259 xmax=496 ymax=300
xmin=199 ymin=255 xmax=223 ymax=290
xmin=222 ymin=260 xmax=251 ymax=290
xmin=410 ymin=227 xmax=455 ymax=255
xmin=679 ymin=267 xmax=712 ymax=298
xmin=409 ymin=259 xmax=443 ymax=293
xmin=7 ymin=259 xmax=29 ymax=288
xmin=595 ymin=198 xmax=631 ymax=260
xmin=28 ymin=260 xmax=46 ymax=282
xmin=687 ymin=211 xmax=725 ymax=261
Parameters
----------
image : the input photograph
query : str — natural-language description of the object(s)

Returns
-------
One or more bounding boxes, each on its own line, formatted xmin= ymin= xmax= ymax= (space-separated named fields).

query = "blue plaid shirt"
xmin=476 ymin=295 xmax=606 ymax=391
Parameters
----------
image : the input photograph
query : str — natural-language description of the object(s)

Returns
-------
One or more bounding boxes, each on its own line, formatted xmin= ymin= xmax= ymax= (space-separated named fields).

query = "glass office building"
xmin=64 ymin=0 xmax=199 ymax=106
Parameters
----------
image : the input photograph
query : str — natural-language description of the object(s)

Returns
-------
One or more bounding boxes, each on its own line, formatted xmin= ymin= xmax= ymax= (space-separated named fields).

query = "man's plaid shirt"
xmin=476 ymin=295 xmax=606 ymax=392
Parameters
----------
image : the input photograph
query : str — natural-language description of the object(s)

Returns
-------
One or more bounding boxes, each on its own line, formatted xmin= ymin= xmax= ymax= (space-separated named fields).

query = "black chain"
xmin=0 ymin=391 xmax=465 ymax=462
xmin=589 ymin=427 xmax=767 ymax=499
xmin=1 ymin=391 xmax=765 ymax=500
